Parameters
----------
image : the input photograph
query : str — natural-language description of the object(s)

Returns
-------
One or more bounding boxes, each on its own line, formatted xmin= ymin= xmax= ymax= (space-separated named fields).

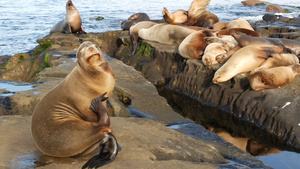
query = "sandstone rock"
xmin=241 ymin=0 xmax=269 ymax=6
xmin=266 ymin=4 xmax=285 ymax=13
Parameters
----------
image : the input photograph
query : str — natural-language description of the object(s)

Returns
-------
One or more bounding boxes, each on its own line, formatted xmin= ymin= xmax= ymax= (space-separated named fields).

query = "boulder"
xmin=266 ymin=4 xmax=286 ymax=13
xmin=241 ymin=0 xmax=269 ymax=6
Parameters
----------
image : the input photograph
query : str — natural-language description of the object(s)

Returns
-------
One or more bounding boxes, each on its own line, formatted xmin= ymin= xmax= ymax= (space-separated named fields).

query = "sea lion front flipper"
xmin=90 ymin=92 xmax=109 ymax=126
xmin=82 ymin=133 xmax=119 ymax=169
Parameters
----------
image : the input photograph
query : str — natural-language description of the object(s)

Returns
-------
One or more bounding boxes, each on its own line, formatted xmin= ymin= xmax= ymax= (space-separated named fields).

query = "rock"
xmin=0 ymin=115 xmax=226 ymax=169
xmin=114 ymin=32 xmax=300 ymax=153
xmin=266 ymin=5 xmax=286 ymax=13
xmin=241 ymin=0 xmax=269 ymax=6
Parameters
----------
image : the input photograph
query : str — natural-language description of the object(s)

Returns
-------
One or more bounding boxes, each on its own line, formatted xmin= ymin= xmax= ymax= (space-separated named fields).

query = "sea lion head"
xmin=66 ymin=0 xmax=75 ymax=9
xmin=76 ymin=41 xmax=110 ymax=74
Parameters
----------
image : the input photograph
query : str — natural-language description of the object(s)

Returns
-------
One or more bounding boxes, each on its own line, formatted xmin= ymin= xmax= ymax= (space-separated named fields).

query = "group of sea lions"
xmin=122 ymin=0 xmax=300 ymax=92
xmin=31 ymin=0 xmax=300 ymax=168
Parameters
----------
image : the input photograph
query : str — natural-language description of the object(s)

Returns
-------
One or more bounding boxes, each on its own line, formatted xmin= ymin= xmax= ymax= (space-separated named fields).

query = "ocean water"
xmin=0 ymin=0 xmax=299 ymax=56
xmin=0 ymin=1 xmax=300 ymax=168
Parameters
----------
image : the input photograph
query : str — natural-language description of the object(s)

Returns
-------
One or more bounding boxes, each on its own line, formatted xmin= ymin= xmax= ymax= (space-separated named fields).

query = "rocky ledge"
xmin=0 ymin=32 xmax=271 ymax=168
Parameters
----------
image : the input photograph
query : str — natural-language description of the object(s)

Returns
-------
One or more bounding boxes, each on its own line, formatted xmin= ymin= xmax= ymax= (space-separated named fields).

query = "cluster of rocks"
xmin=241 ymin=0 xmax=288 ymax=13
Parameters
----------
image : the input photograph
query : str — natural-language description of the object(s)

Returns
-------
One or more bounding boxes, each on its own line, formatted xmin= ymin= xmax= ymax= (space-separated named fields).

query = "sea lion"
xmin=258 ymin=53 xmax=299 ymax=70
xmin=50 ymin=0 xmax=85 ymax=34
xmin=217 ymin=28 xmax=261 ymax=37
xmin=213 ymin=22 xmax=229 ymax=30
xmin=121 ymin=13 xmax=151 ymax=30
xmin=226 ymin=19 xmax=254 ymax=31
xmin=231 ymin=31 xmax=300 ymax=55
xmin=129 ymin=21 xmax=157 ymax=55
xmin=162 ymin=7 xmax=188 ymax=24
xmin=249 ymin=63 xmax=300 ymax=91
xmin=202 ymin=41 xmax=236 ymax=66
xmin=31 ymin=41 xmax=118 ymax=168
xmin=183 ymin=0 xmax=219 ymax=28
xmin=178 ymin=30 xmax=214 ymax=59
xmin=138 ymin=23 xmax=197 ymax=46
xmin=212 ymin=45 xmax=284 ymax=83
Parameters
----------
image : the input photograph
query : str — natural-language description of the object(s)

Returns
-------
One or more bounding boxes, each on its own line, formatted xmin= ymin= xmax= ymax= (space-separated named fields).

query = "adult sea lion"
xmin=226 ymin=19 xmax=254 ymax=31
xmin=50 ymin=0 xmax=85 ymax=34
xmin=213 ymin=45 xmax=284 ymax=83
xmin=231 ymin=31 xmax=300 ymax=55
xmin=183 ymin=0 xmax=219 ymax=28
xmin=138 ymin=23 xmax=197 ymax=46
xmin=249 ymin=64 xmax=300 ymax=91
xmin=258 ymin=53 xmax=299 ymax=70
xmin=121 ymin=13 xmax=150 ymax=30
xmin=129 ymin=21 xmax=158 ymax=55
xmin=31 ymin=41 xmax=118 ymax=168
xmin=162 ymin=7 xmax=188 ymax=24
xmin=178 ymin=30 xmax=214 ymax=59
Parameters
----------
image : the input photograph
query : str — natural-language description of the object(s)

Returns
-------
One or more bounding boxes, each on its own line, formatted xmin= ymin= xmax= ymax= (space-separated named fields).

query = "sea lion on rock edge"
xmin=162 ymin=7 xmax=188 ymax=24
xmin=121 ymin=13 xmax=151 ymax=30
xmin=50 ymin=0 xmax=85 ymax=34
xmin=178 ymin=30 xmax=214 ymax=59
xmin=31 ymin=41 xmax=118 ymax=168
xmin=183 ymin=0 xmax=219 ymax=28
xmin=257 ymin=53 xmax=299 ymax=70
xmin=231 ymin=31 xmax=300 ymax=55
xmin=250 ymin=64 xmax=300 ymax=91
xmin=226 ymin=19 xmax=254 ymax=31
xmin=138 ymin=23 xmax=197 ymax=46
xmin=212 ymin=45 xmax=284 ymax=83
xmin=129 ymin=21 xmax=158 ymax=55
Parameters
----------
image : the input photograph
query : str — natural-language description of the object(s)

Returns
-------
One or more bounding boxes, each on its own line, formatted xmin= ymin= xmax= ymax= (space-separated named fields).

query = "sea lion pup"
xmin=226 ymin=19 xmax=254 ymax=31
xmin=183 ymin=0 xmax=219 ymax=28
xmin=31 ymin=41 xmax=118 ymax=168
xmin=50 ymin=0 xmax=85 ymax=34
xmin=162 ymin=7 xmax=188 ymax=24
xmin=249 ymin=63 xmax=300 ymax=91
xmin=138 ymin=23 xmax=197 ymax=46
xmin=212 ymin=45 xmax=284 ymax=83
xmin=231 ymin=31 xmax=300 ymax=55
xmin=121 ymin=13 xmax=150 ymax=30
xmin=178 ymin=30 xmax=214 ymax=59
xmin=129 ymin=21 xmax=157 ymax=55
xmin=202 ymin=41 xmax=236 ymax=66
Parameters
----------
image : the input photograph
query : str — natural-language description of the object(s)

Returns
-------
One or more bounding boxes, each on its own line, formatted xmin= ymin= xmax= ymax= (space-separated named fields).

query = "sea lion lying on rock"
xmin=162 ymin=7 xmax=188 ymax=24
xmin=121 ymin=13 xmax=151 ymax=30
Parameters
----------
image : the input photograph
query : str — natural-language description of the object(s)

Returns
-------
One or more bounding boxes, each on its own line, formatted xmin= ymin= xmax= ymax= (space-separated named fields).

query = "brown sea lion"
xmin=129 ymin=21 xmax=157 ymax=55
xmin=183 ymin=0 xmax=219 ymax=28
xmin=231 ymin=31 xmax=300 ymax=55
xmin=138 ymin=23 xmax=197 ymax=46
xmin=50 ymin=0 xmax=85 ymax=34
xmin=202 ymin=41 xmax=236 ymax=66
xmin=249 ymin=63 xmax=300 ymax=91
xmin=213 ymin=22 xmax=229 ymax=30
xmin=31 ymin=41 xmax=118 ymax=168
xmin=217 ymin=28 xmax=261 ymax=37
xmin=258 ymin=53 xmax=299 ymax=70
xmin=121 ymin=13 xmax=151 ymax=30
xmin=162 ymin=7 xmax=188 ymax=24
xmin=178 ymin=30 xmax=214 ymax=59
xmin=227 ymin=19 xmax=254 ymax=31
xmin=213 ymin=45 xmax=284 ymax=83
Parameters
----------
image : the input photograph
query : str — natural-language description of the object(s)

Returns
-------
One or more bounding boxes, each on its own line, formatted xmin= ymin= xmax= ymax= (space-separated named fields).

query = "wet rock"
xmin=241 ymin=0 xmax=269 ymax=6
xmin=114 ymin=32 xmax=300 ymax=152
xmin=266 ymin=5 xmax=286 ymax=13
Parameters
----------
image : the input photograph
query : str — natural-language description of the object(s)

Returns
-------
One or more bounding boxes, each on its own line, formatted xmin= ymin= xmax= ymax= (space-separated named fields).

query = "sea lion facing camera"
xmin=50 ymin=0 xmax=85 ymax=34
xmin=31 ymin=41 xmax=118 ymax=168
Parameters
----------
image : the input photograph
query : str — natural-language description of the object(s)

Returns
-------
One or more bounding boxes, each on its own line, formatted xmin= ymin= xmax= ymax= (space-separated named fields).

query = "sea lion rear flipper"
xmin=90 ymin=92 xmax=109 ymax=126
xmin=82 ymin=133 xmax=119 ymax=169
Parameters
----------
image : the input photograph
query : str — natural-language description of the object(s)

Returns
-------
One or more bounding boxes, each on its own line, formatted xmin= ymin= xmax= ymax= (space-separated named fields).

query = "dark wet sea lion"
xmin=121 ymin=13 xmax=150 ymax=30
xmin=31 ymin=41 xmax=118 ymax=168
xmin=50 ymin=0 xmax=85 ymax=34
xmin=231 ymin=31 xmax=300 ymax=55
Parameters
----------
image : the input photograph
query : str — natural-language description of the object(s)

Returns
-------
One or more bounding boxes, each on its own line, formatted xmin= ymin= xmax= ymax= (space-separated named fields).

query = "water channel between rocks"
xmin=156 ymin=85 xmax=300 ymax=169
